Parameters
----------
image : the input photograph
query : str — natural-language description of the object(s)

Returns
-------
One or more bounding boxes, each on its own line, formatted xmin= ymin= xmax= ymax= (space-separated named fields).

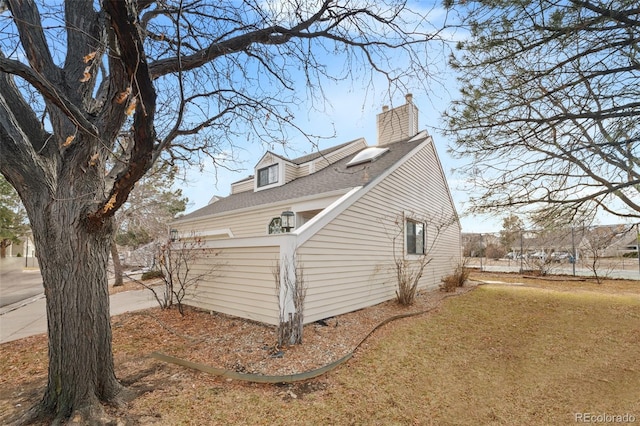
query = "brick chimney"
xmin=376 ymin=93 xmax=418 ymax=146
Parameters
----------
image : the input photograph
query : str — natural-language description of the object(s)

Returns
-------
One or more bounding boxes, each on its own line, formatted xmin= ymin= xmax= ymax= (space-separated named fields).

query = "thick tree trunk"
xmin=111 ymin=241 xmax=124 ymax=287
xmin=23 ymin=194 xmax=123 ymax=423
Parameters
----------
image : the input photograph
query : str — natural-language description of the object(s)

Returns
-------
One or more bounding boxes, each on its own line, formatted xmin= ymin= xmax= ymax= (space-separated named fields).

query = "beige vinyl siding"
xmin=256 ymin=153 xmax=278 ymax=169
xmin=183 ymin=245 xmax=280 ymax=325
xmin=299 ymin=141 xmax=460 ymax=323
xmin=175 ymin=205 xmax=288 ymax=238
xmin=231 ymin=178 xmax=254 ymax=194
xmin=295 ymin=163 xmax=313 ymax=179
xmin=284 ymin=163 xmax=298 ymax=183
xmin=174 ymin=192 xmax=347 ymax=239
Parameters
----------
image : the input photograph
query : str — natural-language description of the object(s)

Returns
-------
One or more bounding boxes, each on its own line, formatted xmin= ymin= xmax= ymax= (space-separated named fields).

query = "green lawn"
xmin=129 ymin=285 xmax=640 ymax=425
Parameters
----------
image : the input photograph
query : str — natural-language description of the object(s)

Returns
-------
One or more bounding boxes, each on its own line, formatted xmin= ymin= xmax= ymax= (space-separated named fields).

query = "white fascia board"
xmin=293 ymin=186 xmax=363 ymax=242
xmin=171 ymin=188 xmax=352 ymax=226
xmin=255 ymin=151 xmax=289 ymax=168
xmin=200 ymin=228 xmax=234 ymax=238
xmin=195 ymin=233 xmax=296 ymax=250
xmin=171 ymin=228 xmax=235 ymax=241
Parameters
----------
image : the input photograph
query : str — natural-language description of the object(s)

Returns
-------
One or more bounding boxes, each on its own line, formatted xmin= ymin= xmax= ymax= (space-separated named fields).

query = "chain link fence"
xmin=462 ymin=224 xmax=640 ymax=279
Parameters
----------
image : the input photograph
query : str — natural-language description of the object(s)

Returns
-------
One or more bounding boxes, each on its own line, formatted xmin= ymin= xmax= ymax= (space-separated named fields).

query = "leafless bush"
xmin=394 ymin=255 xmax=430 ymax=305
xmin=524 ymin=254 xmax=554 ymax=276
xmin=131 ymin=236 xmax=222 ymax=315
xmin=440 ymin=263 xmax=470 ymax=292
xmin=385 ymin=211 xmax=457 ymax=305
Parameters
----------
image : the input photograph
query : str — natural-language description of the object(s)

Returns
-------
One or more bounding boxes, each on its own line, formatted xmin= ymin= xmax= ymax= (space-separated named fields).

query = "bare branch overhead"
xmin=445 ymin=0 xmax=640 ymax=224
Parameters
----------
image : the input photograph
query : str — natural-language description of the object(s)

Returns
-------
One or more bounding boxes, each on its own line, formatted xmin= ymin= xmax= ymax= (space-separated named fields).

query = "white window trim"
xmin=255 ymin=161 xmax=285 ymax=191
xmin=404 ymin=216 xmax=426 ymax=257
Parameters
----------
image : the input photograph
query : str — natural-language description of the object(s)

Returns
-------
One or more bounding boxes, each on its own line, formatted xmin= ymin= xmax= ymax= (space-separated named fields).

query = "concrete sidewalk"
xmin=0 ymin=289 xmax=159 ymax=344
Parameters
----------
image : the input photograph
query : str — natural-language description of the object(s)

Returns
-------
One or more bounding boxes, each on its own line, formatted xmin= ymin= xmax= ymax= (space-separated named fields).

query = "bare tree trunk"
xmin=111 ymin=241 xmax=124 ymax=287
xmin=20 ymin=192 xmax=123 ymax=423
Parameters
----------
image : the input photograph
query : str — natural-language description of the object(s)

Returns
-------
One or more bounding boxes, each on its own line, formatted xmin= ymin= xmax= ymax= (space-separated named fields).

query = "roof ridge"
xmin=289 ymin=138 xmax=366 ymax=165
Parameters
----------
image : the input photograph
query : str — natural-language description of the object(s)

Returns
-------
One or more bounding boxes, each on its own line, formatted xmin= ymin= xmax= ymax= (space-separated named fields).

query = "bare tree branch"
xmin=445 ymin=0 xmax=640 ymax=223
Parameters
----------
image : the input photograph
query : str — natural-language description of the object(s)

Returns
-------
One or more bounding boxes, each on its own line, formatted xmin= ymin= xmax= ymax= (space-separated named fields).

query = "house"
xmin=1 ymin=232 xmax=38 ymax=267
xmin=171 ymin=94 xmax=461 ymax=329
xmin=583 ymin=224 xmax=639 ymax=258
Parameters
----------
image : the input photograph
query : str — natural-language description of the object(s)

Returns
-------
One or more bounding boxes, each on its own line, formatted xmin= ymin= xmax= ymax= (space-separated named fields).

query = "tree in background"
xmin=445 ymin=0 xmax=639 ymax=225
xmin=499 ymin=214 xmax=524 ymax=257
xmin=0 ymin=175 xmax=27 ymax=257
xmin=0 ymin=1 xmax=447 ymax=422
xmin=112 ymin=161 xmax=187 ymax=286
xmin=116 ymin=168 xmax=186 ymax=247
xmin=581 ymin=224 xmax=632 ymax=283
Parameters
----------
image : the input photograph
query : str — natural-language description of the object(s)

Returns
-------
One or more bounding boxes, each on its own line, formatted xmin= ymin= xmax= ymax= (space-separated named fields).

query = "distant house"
xmin=172 ymin=95 xmax=461 ymax=326
xmin=585 ymin=224 xmax=639 ymax=257
xmin=1 ymin=232 xmax=38 ymax=268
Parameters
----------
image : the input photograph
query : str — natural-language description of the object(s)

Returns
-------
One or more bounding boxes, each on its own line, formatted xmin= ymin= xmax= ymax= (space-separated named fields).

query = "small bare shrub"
xmin=439 ymin=265 xmax=469 ymax=292
xmin=129 ymin=236 xmax=222 ymax=316
xmin=395 ymin=257 xmax=428 ymax=305
xmin=383 ymin=211 xmax=458 ymax=305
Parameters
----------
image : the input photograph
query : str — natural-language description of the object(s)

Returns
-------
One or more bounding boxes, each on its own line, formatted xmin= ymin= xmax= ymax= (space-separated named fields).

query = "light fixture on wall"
xmin=170 ymin=229 xmax=178 ymax=242
xmin=280 ymin=211 xmax=295 ymax=232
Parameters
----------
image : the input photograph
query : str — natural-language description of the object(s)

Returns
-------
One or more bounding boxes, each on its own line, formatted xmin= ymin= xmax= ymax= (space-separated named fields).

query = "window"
xmin=268 ymin=217 xmax=283 ymax=234
xmin=257 ymin=164 xmax=278 ymax=187
xmin=406 ymin=219 xmax=425 ymax=255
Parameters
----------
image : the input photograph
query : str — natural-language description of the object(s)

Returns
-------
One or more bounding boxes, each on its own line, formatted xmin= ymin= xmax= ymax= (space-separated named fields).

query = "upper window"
xmin=406 ymin=219 xmax=425 ymax=255
xmin=257 ymin=164 xmax=279 ymax=187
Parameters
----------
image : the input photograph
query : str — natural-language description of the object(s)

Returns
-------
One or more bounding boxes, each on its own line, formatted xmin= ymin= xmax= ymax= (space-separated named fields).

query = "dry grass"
xmin=471 ymin=270 xmax=640 ymax=295
xmin=1 ymin=272 xmax=639 ymax=425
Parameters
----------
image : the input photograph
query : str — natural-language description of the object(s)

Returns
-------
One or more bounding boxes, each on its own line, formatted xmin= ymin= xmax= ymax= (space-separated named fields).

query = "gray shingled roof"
xmin=176 ymin=135 xmax=427 ymax=222
xmin=229 ymin=139 xmax=362 ymax=185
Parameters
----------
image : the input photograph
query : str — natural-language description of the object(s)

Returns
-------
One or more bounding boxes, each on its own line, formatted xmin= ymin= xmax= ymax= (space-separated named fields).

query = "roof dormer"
xmin=254 ymin=151 xmax=295 ymax=192
xmin=237 ymin=138 xmax=369 ymax=194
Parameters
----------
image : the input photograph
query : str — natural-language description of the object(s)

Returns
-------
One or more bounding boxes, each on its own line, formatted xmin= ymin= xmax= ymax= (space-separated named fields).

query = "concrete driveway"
xmin=0 ymin=258 xmax=160 ymax=343
xmin=0 ymin=258 xmax=44 ymax=308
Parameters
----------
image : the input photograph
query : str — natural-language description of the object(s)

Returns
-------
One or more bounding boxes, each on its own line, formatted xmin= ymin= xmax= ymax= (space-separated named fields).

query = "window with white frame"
xmin=406 ymin=219 xmax=425 ymax=255
xmin=257 ymin=164 xmax=279 ymax=187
